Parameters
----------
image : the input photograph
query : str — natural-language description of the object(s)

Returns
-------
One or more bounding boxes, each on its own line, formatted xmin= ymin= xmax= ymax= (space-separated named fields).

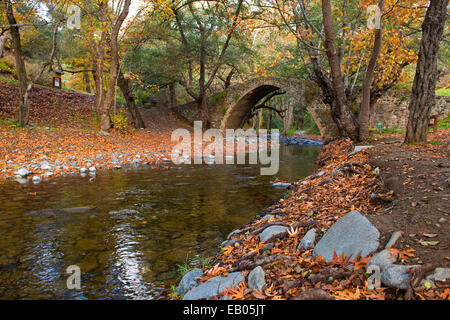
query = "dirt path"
xmin=367 ymin=131 xmax=450 ymax=268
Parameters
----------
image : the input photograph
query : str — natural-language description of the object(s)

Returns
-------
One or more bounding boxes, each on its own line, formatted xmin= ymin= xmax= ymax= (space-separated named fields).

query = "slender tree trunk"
xmin=359 ymin=0 xmax=384 ymax=141
xmin=99 ymin=0 xmax=131 ymax=132
xmin=405 ymin=0 xmax=448 ymax=143
xmin=4 ymin=0 xmax=29 ymax=126
xmin=284 ymin=100 xmax=294 ymax=135
xmin=321 ymin=0 xmax=360 ymax=141
xmin=117 ymin=71 xmax=145 ymax=129
xmin=84 ymin=70 xmax=91 ymax=93
xmin=168 ymin=82 xmax=176 ymax=108
xmin=0 ymin=33 xmax=7 ymax=58
xmin=198 ymin=29 xmax=210 ymax=128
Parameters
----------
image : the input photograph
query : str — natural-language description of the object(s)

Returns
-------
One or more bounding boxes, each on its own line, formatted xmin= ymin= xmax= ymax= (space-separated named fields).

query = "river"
xmin=0 ymin=144 xmax=320 ymax=299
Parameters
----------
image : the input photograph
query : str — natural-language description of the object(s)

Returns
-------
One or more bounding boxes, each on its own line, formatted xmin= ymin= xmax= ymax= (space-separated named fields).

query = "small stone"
xmin=111 ymin=157 xmax=120 ymax=164
xmin=40 ymin=161 xmax=52 ymax=170
xmin=316 ymin=171 xmax=326 ymax=177
xmin=381 ymin=264 xmax=418 ymax=290
xmin=177 ymin=268 xmax=204 ymax=295
xmin=260 ymin=225 xmax=287 ymax=242
xmin=183 ymin=272 xmax=244 ymax=300
xmin=438 ymin=218 xmax=446 ymax=224
xmin=14 ymin=168 xmax=30 ymax=177
xmin=297 ymin=228 xmax=316 ymax=250
xmin=248 ymin=266 xmax=265 ymax=291
xmin=426 ymin=268 xmax=450 ymax=282
xmin=271 ymin=182 xmax=291 ymax=188
xmin=353 ymin=145 xmax=374 ymax=153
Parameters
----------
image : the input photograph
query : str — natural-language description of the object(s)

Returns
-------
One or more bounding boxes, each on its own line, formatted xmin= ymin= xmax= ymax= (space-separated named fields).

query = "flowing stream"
xmin=0 ymin=144 xmax=320 ymax=299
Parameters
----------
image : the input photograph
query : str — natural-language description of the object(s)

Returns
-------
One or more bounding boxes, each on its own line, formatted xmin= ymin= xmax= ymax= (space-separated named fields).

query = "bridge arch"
xmin=220 ymin=78 xmax=304 ymax=130
xmin=171 ymin=77 xmax=340 ymax=139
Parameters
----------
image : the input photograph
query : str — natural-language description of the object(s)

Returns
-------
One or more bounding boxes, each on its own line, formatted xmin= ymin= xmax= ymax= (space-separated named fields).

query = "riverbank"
xmin=0 ymin=81 xmax=185 ymax=182
xmin=175 ymin=130 xmax=449 ymax=300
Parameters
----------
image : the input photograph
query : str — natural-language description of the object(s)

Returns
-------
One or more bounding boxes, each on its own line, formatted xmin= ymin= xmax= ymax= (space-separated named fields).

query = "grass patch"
xmin=437 ymin=114 xmax=450 ymax=129
xmin=0 ymin=76 xmax=18 ymax=83
xmin=436 ymin=88 xmax=450 ymax=96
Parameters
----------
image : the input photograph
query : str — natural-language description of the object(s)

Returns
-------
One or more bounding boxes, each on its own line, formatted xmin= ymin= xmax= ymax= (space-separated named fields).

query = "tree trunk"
xmin=405 ymin=0 xmax=448 ymax=143
xmin=198 ymin=93 xmax=210 ymax=128
xmin=0 ymin=33 xmax=7 ymax=58
xmin=321 ymin=0 xmax=360 ymax=141
xmin=267 ymin=110 xmax=272 ymax=131
xmin=284 ymin=100 xmax=294 ymax=135
xmin=84 ymin=70 xmax=91 ymax=93
xmin=359 ymin=0 xmax=384 ymax=141
xmin=118 ymin=71 xmax=145 ymax=129
xmin=98 ymin=0 xmax=131 ymax=133
xmin=4 ymin=0 xmax=29 ymax=126
xmin=168 ymin=82 xmax=176 ymax=108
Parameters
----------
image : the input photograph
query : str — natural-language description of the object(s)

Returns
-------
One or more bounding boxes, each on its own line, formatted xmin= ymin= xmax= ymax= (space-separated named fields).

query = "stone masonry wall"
xmin=371 ymin=92 xmax=449 ymax=130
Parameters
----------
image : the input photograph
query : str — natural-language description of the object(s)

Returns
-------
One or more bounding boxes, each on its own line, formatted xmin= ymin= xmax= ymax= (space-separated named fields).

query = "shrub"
xmin=110 ymin=109 xmax=129 ymax=133
xmin=0 ymin=59 xmax=17 ymax=76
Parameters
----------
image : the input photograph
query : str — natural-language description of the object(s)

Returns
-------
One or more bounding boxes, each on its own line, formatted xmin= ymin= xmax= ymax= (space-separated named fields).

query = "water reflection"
xmin=0 ymin=145 xmax=320 ymax=299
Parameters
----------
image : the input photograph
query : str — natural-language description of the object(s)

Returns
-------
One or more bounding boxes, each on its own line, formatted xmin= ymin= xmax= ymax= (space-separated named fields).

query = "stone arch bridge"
xmin=172 ymin=77 xmax=338 ymax=138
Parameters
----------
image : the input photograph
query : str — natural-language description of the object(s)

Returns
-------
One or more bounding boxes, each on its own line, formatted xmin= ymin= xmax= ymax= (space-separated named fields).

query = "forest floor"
xmin=0 ymin=81 xmax=184 ymax=181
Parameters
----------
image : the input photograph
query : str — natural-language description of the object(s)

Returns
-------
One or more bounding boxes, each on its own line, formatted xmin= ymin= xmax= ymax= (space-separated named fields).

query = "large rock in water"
xmin=313 ymin=211 xmax=380 ymax=262
xmin=182 ymin=272 xmax=244 ymax=300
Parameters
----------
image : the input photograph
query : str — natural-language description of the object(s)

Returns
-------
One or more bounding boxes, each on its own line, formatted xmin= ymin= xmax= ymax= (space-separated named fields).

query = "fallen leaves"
xmin=387 ymin=248 xmax=417 ymax=262
xmin=181 ymin=138 xmax=448 ymax=301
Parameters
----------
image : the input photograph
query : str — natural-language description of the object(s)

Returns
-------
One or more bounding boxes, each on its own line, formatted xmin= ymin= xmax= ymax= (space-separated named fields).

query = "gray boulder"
xmin=367 ymin=249 xmax=397 ymax=271
xmin=313 ymin=210 xmax=380 ymax=262
xmin=183 ymin=272 xmax=244 ymax=300
xmin=248 ymin=266 xmax=265 ymax=291
xmin=297 ymin=228 xmax=317 ymax=250
xmin=177 ymin=268 xmax=204 ymax=295
xmin=260 ymin=225 xmax=287 ymax=242
xmin=381 ymin=264 xmax=417 ymax=290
